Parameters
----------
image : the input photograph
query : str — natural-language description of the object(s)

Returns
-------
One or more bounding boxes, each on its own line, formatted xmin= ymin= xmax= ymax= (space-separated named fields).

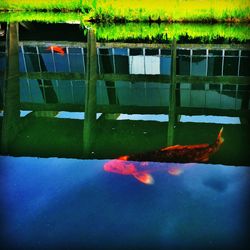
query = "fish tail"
xmin=118 ymin=155 xmax=129 ymax=161
xmin=216 ymin=127 xmax=224 ymax=145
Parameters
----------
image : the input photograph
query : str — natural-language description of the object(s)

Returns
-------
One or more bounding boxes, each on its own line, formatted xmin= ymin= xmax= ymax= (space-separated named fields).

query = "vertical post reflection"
xmin=83 ymin=29 xmax=97 ymax=157
xmin=99 ymin=48 xmax=119 ymax=120
xmin=167 ymin=38 xmax=177 ymax=146
xmin=240 ymin=87 xmax=250 ymax=124
xmin=1 ymin=23 xmax=20 ymax=153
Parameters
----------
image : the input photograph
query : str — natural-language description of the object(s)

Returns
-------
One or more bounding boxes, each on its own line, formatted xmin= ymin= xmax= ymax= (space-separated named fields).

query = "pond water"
xmin=0 ymin=22 xmax=250 ymax=249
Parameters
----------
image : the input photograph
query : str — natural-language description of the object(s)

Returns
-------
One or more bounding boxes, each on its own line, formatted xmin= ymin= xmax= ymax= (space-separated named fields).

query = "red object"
xmin=46 ymin=46 xmax=65 ymax=56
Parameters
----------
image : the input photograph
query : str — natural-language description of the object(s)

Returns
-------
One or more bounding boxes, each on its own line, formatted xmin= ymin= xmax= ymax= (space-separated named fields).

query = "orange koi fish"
xmin=104 ymin=127 xmax=224 ymax=184
xmin=46 ymin=46 xmax=65 ymax=56
xmin=104 ymin=160 xmax=189 ymax=185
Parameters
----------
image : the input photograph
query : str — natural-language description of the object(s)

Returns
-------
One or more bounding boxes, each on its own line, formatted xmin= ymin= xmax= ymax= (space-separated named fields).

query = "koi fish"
xmin=104 ymin=160 xmax=189 ymax=184
xmin=46 ymin=46 xmax=65 ymax=56
xmin=104 ymin=127 xmax=224 ymax=184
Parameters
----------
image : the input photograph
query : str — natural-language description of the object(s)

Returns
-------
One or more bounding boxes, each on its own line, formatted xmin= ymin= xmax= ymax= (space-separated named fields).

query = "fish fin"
xmin=118 ymin=155 xmax=129 ymax=161
xmin=217 ymin=127 xmax=224 ymax=144
xmin=132 ymin=172 xmax=154 ymax=185
xmin=161 ymin=144 xmax=210 ymax=152
xmin=200 ymin=157 xmax=209 ymax=162
xmin=161 ymin=145 xmax=181 ymax=151
xmin=167 ymin=167 xmax=183 ymax=176
xmin=183 ymin=163 xmax=195 ymax=167
xmin=140 ymin=162 xmax=149 ymax=167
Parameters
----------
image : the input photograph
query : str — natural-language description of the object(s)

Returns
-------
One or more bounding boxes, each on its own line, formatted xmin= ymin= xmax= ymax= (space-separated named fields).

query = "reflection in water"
xmin=104 ymin=128 xmax=224 ymax=184
xmin=46 ymin=45 xmax=65 ymax=56
xmin=0 ymin=24 xmax=5 ymax=37
xmin=0 ymin=22 xmax=250 ymax=165
xmin=180 ymin=115 xmax=241 ymax=124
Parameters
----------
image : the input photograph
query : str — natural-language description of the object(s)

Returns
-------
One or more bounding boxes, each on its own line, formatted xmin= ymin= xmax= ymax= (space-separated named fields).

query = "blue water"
xmin=1 ymin=156 xmax=249 ymax=249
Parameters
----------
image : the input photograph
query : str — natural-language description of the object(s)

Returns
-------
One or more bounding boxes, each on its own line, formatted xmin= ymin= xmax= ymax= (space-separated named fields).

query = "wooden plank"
xmin=20 ymin=102 xmax=249 ymax=118
xmin=20 ymin=72 xmax=250 ymax=85
xmin=101 ymin=73 xmax=171 ymax=82
xmin=167 ymin=38 xmax=177 ymax=146
xmin=19 ymin=41 xmax=250 ymax=50
xmin=97 ymin=42 xmax=172 ymax=49
xmin=97 ymin=105 xmax=168 ymax=114
xmin=1 ymin=23 xmax=21 ymax=153
xmin=19 ymin=41 xmax=87 ymax=48
xmin=175 ymin=107 xmax=250 ymax=117
xmin=20 ymin=72 xmax=86 ymax=80
xmin=83 ymin=29 xmax=97 ymax=157
xmin=177 ymin=44 xmax=250 ymax=50
xmin=21 ymin=102 xmax=85 ymax=111
xmin=176 ymin=75 xmax=250 ymax=85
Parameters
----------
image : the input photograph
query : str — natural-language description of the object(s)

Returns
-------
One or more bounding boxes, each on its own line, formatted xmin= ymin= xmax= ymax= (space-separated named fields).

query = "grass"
xmin=0 ymin=0 xmax=250 ymax=22
xmin=0 ymin=0 xmax=82 ymax=11
xmin=85 ymin=0 xmax=250 ymax=22
xmin=0 ymin=11 xmax=81 ymax=23
xmin=91 ymin=23 xmax=250 ymax=42
xmin=0 ymin=11 xmax=249 ymax=42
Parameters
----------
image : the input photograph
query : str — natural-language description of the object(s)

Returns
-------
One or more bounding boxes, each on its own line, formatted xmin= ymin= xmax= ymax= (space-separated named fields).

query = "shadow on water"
xmin=0 ymin=21 xmax=250 ymax=249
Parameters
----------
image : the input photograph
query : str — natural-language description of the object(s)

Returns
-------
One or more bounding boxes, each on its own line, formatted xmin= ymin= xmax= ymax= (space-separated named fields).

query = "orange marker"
xmin=46 ymin=46 xmax=65 ymax=56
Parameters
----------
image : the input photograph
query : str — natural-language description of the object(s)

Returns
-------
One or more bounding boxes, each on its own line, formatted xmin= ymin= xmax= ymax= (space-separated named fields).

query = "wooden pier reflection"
xmin=0 ymin=23 xmax=250 ymax=166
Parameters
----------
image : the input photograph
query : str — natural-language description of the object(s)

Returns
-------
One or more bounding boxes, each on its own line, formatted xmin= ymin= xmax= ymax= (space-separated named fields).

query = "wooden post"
xmin=1 ymin=23 xmax=20 ymax=153
xmin=240 ymin=85 xmax=250 ymax=124
xmin=83 ymin=29 xmax=97 ymax=157
xmin=101 ymin=48 xmax=120 ymax=120
xmin=167 ymin=38 xmax=177 ymax=146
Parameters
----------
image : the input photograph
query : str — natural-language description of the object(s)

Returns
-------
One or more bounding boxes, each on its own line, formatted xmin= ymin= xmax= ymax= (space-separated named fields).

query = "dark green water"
xmin=0 ymin=22 xmax=250 ymax=249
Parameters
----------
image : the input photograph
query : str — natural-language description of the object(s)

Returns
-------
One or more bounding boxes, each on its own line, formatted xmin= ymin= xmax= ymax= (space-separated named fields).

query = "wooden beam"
xmin=98 ymin=113 xmax=120 ymax=120
xmin=177 ymin=44 xmax=250 ymax=50
xmin=175 ymin=107 xmax=250 ymax=117
xmin=19 ymin=41 xmax=250 ymax=50
xmin=97 ymin=105 xmax=168 ymax=114
xmin=20 ymin=72 xmax=250 ymax=85
xmin=20 ymin=72 xmax=86 ymax=80
xmin=176 ymin=76 xmax=250 ymax=85
xmin=20 ymin=102 xmax=249 ymax=118
xmin=100 ymin=74 xmax=171 ymax=83
xmin=19 ymin=41 xmax=88 ymax=48
xmin=167 ymin=38 xmax=177 ymax=146
xmin=83 ymin=29 xmax=97 ymax=157
xmin=1 ymin=23 xmax=20 ymax=153
xmin=21 ymin=102 xmax=84 ymax=111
